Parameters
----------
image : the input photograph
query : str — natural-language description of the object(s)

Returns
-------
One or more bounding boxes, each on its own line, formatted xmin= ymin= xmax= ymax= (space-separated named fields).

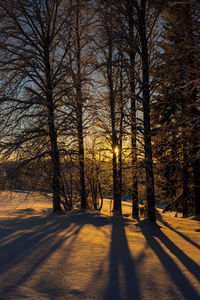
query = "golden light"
xmin=114 ymin=146 xmax=119 ymax=155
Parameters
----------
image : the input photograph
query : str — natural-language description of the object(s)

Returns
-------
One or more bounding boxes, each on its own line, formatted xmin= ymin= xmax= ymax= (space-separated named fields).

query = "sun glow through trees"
xmin=114 ymin=146 xmax=119 ymax=156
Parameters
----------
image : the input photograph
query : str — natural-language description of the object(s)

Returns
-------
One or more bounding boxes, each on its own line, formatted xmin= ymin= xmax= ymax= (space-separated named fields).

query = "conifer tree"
xmin=153 ymin=0 xmax=200 ymax=216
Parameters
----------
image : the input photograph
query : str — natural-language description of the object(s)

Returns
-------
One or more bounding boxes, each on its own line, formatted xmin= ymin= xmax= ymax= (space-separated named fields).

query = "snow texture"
xmin=0 ymin=191 xmax=199 ymax=300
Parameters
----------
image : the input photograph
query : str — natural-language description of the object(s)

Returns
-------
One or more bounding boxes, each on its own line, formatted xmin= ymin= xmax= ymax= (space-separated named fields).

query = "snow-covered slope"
xmin=0 ymin=192 xmax=199 ymax=300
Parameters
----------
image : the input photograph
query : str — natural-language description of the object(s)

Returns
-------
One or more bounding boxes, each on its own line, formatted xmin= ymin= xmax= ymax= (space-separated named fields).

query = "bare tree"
xmin=95 ymin=0 xmax=123 ymax=214
xmin=0 ymin=0 xmax=73 ymax=211
xmin=129 ymin=0 xmax=158 ymax=222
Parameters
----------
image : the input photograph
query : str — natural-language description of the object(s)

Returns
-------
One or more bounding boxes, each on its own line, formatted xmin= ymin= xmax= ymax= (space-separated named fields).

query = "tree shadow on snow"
xmin=105 ymin=216 xmax=141 ymax=300
xmin=157 ymin=213 xmax=200 ymax=250
xmin=0 ymin=209 xmax=111 ymax=299
xmin=138 ymin=219 xmax=200 ymax=300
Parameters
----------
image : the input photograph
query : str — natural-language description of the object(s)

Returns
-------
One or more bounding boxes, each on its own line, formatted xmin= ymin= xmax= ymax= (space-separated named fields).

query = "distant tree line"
xmin=0 ymin=0 xmax=199 ymax=221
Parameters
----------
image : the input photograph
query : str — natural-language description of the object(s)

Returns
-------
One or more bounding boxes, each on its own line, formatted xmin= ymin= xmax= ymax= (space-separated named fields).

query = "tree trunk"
xmin=47 ymin=99 xmax=61 ymax=212
xmin=110 ymin=81 xmax=121 ymax=214
xmin=188 ymin=8 xmax=200 ymax=215
xmin=77 ymin=103 xmax=87 ymax=209
xmin=118 ymin=51 xmax=123 ymax=207
xmin=75 ymin=0 xmax=87 ymax=209
xmin=182 ymin=152 xmax=189 ymax=217
xmin=191 ymin=92 xmax=200 ymax=216
xmin=193 ymin=159 xmax=200 ymax=215
xmin=112 ymin=147 xmax=121 ymax=213
xmin=110 ymin=88 xmax=121 ymax=213
xmin=45 ymin=39 xmax=61 ymax=211
xmin=138 ymin=0 xmax=156 ymax=222
xmin=107 ymin=34 xmax=122 ymax=214
xmin=128 ymin=2 xmax=139 ymax=218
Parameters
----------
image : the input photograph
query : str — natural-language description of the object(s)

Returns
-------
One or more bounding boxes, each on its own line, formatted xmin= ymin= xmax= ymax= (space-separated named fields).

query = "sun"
xmin=114 ymin=146 xmax=119 ymax=155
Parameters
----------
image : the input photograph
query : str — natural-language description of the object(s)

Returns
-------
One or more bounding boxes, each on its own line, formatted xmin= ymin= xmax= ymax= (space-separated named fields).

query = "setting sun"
xmin=114 ymin=146 xmax=119 ymax=155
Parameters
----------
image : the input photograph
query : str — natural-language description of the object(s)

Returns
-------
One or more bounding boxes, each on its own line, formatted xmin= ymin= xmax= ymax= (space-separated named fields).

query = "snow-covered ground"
xmin=0 ymin=191 xmax=199 ymax=300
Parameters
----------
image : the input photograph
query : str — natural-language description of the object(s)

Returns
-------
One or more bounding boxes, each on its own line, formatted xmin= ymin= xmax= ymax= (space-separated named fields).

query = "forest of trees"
xmin=0 ymin=0 xmax=199 ymax=222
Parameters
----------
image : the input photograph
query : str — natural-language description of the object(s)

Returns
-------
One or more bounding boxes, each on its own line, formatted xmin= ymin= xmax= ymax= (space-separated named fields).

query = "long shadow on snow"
xmin=0 ymin=209 xmax=111 ymax=298
xmin=138 ymin=219 xmax=200 ymax=300
xmin=157 ymin=213 xmax=200 ymax=250
xmin=105 ymin=216 xmax=141 ymax=300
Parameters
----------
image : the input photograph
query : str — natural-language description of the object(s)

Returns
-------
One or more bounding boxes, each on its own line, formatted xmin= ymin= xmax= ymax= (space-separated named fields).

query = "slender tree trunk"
xmin=193 ymin=159 xmax=200 ymax=215
xmin=77 ymin=101 xmax=87 ymax=208
xmin=75 ymin=0 xmax=87 ymax=209
xmin=48 ymin=106 xmax=61 ymax=212
xmin=191 ymin=90 xmax=200 ymax=215
xmin=128 ymin=2 xmax=139 ymax=218
xmin=109 ymin=76 xmax=121 ymax=214
xmin=45 ymin=35 xmax=61 ymax=211
xmin=46 ymin=84 xmax=61 ymax=212
xmin=182 ymin=1 xmax=200 ymax=216
xmin=182 ymin=152 xmax=189 ymax=217
xmin=118 ymin=52 xmax=123 ymax=205
xmin=107 ymin=34 xmax=122 ymax=214
xmin=138 ymin=0 xmax=156 ymax=222
xmin=131 ymin=100 xmax=139 ymax=218
xmin=188 ymin=5 xmax=200 ymax=215
xmin=110 ymin=92 xmax=121 ymax=214
xmin=191 ymin=104 xmax=200 ymax=216
xmin=118 ymin=132 xmax=122 ymax=204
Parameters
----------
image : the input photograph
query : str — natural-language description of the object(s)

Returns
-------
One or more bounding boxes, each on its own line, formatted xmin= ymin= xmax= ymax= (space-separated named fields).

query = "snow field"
xmin=0 ymin=192 xmax=199 ymax=299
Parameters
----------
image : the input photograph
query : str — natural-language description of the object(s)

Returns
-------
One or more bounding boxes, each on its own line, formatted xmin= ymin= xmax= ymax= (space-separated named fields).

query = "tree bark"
xmin=118 ymin=50 xmax=123 ymax=207
xmin=46 ymin=75 xmax=61 ymax=212
xmin=138 ymin=0 xmax=156 ymax=222
xmin=77 ymin=100 xmax=87 ymax=209
xmin=44 ymin=26 xmax=62 ymax=212
xmin=48 ymin=103 xmax=61 ymax=212
xmin=110 ymin=91 xmax=121 ymax=214
xmin=109 ymin=74 xmax=121 ymax=214
xmin=75 ymin=0 xmax=87 ymax=209
xmin=193 ymin=159 xmax=200 ymax=215
xmin=191 ymin=91 xmax=200 ymax=216
xmin=106 ymin=29 xmax=122 ymax=214
xmin=128 ymin=1 xmax=139 ymax=218
xmin=182 ymin=151 xmax=189 ymax=217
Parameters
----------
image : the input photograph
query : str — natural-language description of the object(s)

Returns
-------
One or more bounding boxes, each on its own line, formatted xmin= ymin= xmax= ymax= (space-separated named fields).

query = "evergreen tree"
xmin=152 ymin=0 xmax=200 ymax=216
